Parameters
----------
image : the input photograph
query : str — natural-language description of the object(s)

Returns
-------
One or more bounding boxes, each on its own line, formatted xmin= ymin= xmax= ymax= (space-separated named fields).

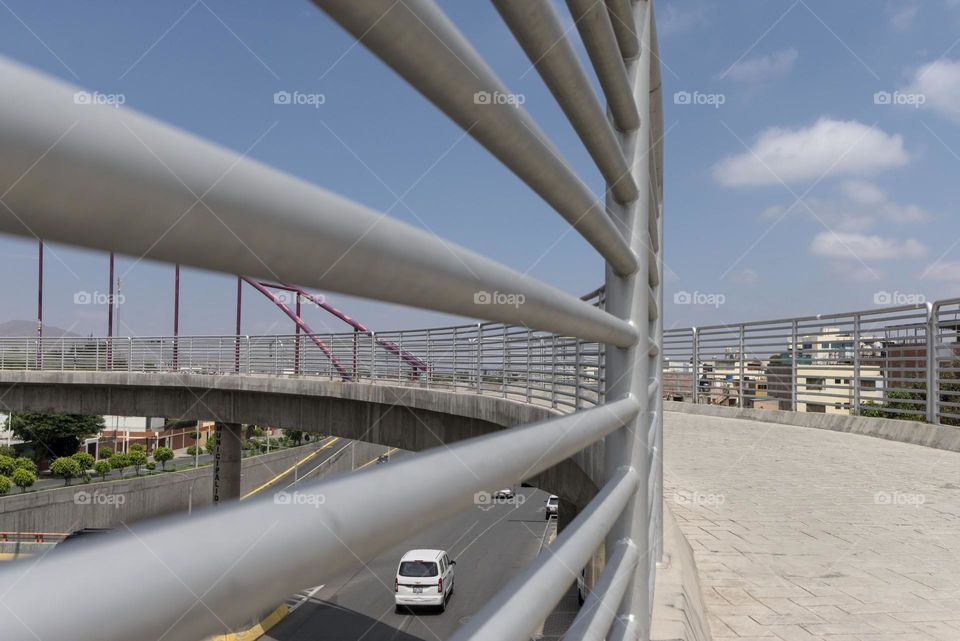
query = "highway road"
xmin=266 ymin=454 xmax=554 ymax=641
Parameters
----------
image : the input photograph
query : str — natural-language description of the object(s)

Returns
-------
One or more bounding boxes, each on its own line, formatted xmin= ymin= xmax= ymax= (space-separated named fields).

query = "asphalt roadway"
xmin=266 ymin=453 xmax=553 ymax=641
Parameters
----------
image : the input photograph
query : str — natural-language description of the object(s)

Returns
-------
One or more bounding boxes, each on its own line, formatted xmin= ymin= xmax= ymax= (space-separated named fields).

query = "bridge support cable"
xmin=311 ymin=0 xmax=638 ymax=276
xmin=0 ymin=56 xmax=635 ymax=347
xmin=241 ymin=277 xmax=351 ymax=380
xmin=601 ymin=1 xmax=661 ymax=639
xmin=490 ymin=0 xmax=638 ymax=204
xmin=0 ymin=397 xmax=639 ymax=641
xmin=447 ymin=467 xmax=639 ymax=641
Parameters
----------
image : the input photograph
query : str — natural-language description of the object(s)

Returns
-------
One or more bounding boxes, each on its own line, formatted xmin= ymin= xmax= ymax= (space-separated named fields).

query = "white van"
xmin=394 ymin=549 xmax=456 ymax=612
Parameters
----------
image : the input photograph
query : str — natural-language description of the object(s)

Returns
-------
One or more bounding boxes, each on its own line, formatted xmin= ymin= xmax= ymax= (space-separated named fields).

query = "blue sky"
xmin=0 ymin=0 xmax=958 ymax=337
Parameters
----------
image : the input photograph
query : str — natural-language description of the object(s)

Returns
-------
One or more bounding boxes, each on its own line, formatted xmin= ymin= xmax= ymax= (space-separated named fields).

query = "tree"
xmin=286 ymin=430 xmax=305 ymax=445
xmin=72 ymin=451 xmax=95 ymax=474
xmin=14 ymin=457 xmax=37 ymax=474
xmin=50 ymin=457 xmax=82 ymax=486
xmin=129 ymin=443 xmax=145 ymax=456
xmin=129 ymin=450 xmax=148 ymax=476
xmin=153 ymin=447 xmax=174 ymax=471
xmin=93 ymin=460 xmax=111 ymax=481
xmin=205 ymin=434 xmax=218 ymax=456
xmin=98 ymin=446 xmax=113 ymax=460
xmin=0 ymin=445 xmax=14 ymax=458
xmin=186 ymin=445 xmax=202 ymax=456
xmin=109 ymin=453 xmax=130 ymax=478
xmin=8 ymin=413 xmax=104 ymax=458
xmin=146 ymin=461 xmax=156 ymax=471
xmin=0 ymin=475 xmax=10 ymax=496
xmin=11 ymin=468 xmax=35 ymax=493
xmin=0 ymin=455 xmax=14 ymax=477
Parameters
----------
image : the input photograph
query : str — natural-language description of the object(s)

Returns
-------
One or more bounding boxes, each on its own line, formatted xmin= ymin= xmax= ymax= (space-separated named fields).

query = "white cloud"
xmin=809 ymin=232 xmax=926 ymax=260
xmin=714 ymin=119 xmax=910 ymax=187
xmin=887 ymin=1 xmax=920 ymax=30
xmin=902 ymin=58 xmax=960 ymax=123
xmin=723 ymin=48 xmax=798 ymax=84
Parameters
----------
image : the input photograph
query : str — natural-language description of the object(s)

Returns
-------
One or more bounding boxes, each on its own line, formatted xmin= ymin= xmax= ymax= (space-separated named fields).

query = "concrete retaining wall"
xmin=651 ymin=503 xmax=712 ymax=641
xmin=665 ymin=401 xmax=960 ymax=453
xmin=0 ymin=442 xmax=327 ymax=533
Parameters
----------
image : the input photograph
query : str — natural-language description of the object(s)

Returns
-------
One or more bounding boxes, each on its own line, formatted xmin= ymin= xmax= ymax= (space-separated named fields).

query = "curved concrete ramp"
xmin=664 ymin=410 xmax=960 ymax=641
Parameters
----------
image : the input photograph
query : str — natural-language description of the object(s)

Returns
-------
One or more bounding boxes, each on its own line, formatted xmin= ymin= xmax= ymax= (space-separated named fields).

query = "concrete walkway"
xmin=664 ymin=411 xmax=960 ymax=641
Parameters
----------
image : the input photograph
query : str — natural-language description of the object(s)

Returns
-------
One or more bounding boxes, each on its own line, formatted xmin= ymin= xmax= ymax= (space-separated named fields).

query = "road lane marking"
xmin=241 ymin=437 xmax=339 ymax=500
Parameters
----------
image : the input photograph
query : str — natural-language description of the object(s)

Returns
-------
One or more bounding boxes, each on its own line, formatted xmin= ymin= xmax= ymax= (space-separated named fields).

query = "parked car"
xmin=394 ymin=549 xmax=455 ymax=613
xmin=545 ymin=495 xmax=559 ymax=520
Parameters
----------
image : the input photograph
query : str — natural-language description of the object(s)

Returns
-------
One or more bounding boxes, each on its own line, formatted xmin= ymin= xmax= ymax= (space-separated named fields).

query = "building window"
xmin=861 ymin=379 xmax=876 ymax=389
xmin=806 ymin=377 xmax=824 ymax=391
xmin=807 ymin=403 xmax=826 ymax=413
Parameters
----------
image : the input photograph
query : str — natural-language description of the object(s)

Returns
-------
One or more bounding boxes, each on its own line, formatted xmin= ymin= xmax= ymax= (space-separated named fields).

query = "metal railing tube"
xmin=448 ymin=466 xmax=639 ymax=641
xmin=561 ymin=540 xmax=639 ymax=641
xmin=926 ymin=301 xmax=938 ymax=424
xmin=605 ymin=0 xmax=641 ymax=59
xmin=566 ymin=0 xmax=641 ymax=131
xmin=602 ymin=1 xmax=656 ymax=635
xmin=0 ymin=56 xmax=636 ymax=347
xmin=310 ymin=0 xmax=637 ymax=276
xmin=490 ymin=0 xmax=638 ymax=204
xmin=0 ymin=396 xmax=639 ymax=641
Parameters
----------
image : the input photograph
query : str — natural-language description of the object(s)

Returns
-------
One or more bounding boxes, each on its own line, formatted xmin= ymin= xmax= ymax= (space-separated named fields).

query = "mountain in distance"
xmin=0 ymin=320 xmax=81 ymax=338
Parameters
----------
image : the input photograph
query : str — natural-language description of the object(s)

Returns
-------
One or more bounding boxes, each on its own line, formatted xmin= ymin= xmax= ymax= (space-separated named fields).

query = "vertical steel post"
xmin=575 ymin=338 xmax=583 ymax=410
xmin=453 ymin=326 xmax=458 ymax=387
xmin=791 ymin=320 xmax=799 ymax=411
xmin=551 ymin=335 xmax=558 ymax=408
xmin=691 ymin=327 xmax=699 ymax=404
xmin=370 ymin=331 xmax=376 ymax=381
xmin=738 ymin=325 xmax=745 ymax=407
xmin=107 ymin=252 xmax=114 ymax=369
xmin=234 ymin=276 xmax=242 ymax=374
xmin=602 ymin=1 xmax=654 ymax=633
xmin=294 ymin=293 xmax=302 ymax=375
xmin=36 ymin=240 xmax=43 ymax=369
xmin=926 ymin=302 xmax=938 ymax=424
xmin=173 ymin=264 xmax=180 ymax=370
xmin=852 ymin=314 xmax=861 ymax=415
xmin=476 ymin=323 xmax=482 ymax=392
xmin=353 ymin=328 xmax=360 ymax=381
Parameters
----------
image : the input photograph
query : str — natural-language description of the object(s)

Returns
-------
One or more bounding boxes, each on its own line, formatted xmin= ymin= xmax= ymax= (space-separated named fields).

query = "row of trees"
xmin=46 ymin=444 xmax=177 ymax=487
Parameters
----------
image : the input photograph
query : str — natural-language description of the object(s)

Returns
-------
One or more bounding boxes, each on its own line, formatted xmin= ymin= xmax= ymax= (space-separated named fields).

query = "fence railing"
xmin=0 ymin=318 xmax=606 ymax=413
xmin=0 ymin=1 xmax=663 ymax=640
xmin=663 ymin=298 xmax=960 ymax=425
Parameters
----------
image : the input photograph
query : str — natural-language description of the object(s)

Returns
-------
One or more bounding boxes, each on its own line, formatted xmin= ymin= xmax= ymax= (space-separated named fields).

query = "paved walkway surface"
xmin=664 ymin=411 xmax=960 ymax=641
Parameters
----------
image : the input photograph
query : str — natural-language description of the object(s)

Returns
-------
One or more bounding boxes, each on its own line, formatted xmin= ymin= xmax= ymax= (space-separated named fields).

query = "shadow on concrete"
xmin=266 ymin=600 xmax=430 ymax=641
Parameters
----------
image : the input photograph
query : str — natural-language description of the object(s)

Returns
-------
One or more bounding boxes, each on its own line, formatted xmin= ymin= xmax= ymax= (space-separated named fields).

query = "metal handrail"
xmin=664 ymin=296 xmax=960 ymax=426
xmin=0 ymin=1 xmax=663 ymax=640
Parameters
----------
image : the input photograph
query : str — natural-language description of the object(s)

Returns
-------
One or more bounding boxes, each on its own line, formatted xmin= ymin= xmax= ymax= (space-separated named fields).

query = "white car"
xmin=493 ymin=488 xmax=514 ymax=500
xmin=394 ymin=549 xmax=455 ymax=612
xmin=545 ymin=495 xmax=559 ymax=520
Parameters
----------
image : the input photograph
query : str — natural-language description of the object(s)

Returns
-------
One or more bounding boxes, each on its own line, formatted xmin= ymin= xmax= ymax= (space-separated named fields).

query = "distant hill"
xmin=0 ymin=320 xmax=81 ymax=338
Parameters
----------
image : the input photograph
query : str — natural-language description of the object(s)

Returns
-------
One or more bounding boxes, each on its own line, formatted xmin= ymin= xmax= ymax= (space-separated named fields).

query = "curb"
xmin=209 ymin=604 xmax=289 ymax=641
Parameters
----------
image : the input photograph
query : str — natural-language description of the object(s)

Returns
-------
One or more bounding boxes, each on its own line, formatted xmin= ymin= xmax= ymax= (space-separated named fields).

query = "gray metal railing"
xmin=663 ymin=298 xmax=960 ymax=426
xmin=0 ymin=1 xmax=663 ymax=640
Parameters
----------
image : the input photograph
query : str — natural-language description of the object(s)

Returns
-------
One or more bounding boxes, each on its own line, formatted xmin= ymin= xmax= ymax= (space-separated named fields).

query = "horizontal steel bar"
xmin=312 ymin=0 xmax=638 ymax=276
xmin=0 ymin=396 xmax=639 ymax=641
xmin=491 ymin=0 xmax=638 ymax=204
xmin=448 ymin=466 xmax=639 ymax=641
xmin=562 ymin=539 xmax=638 ymax=641
xmin=566 ymin=0 xmax=640 ymax=131
xmin=0 ymin=57 xmax=636 ymax=347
